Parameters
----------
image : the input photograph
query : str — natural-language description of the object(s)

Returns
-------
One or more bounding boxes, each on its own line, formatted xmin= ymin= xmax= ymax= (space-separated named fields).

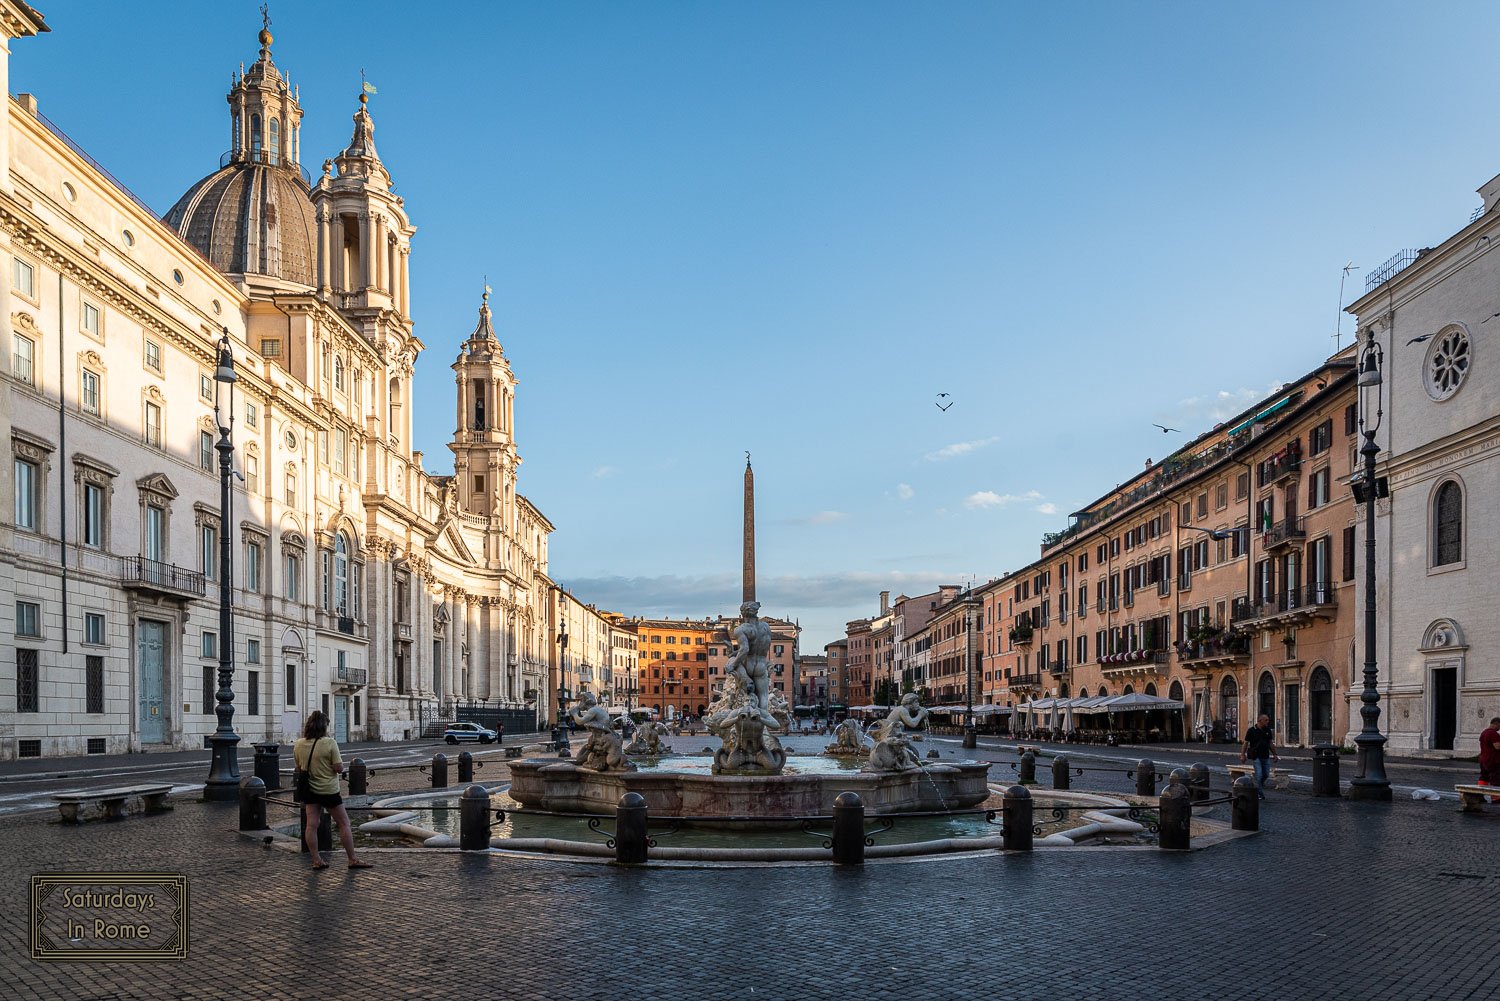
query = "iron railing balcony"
xmin=396 ymin=622 xmax=413 ymax=641
xmin=1258 ymin=452 xmax=1301 ymax=488
xmin=120 ymin=556 xmax=206 ymax=599
xmin=1263 ymin=516 xmax=1306 ymax=551
xmin=1275 ymin=582 xmax=1336 ymax=614
xmin=1010 ymin=672 xmax=1044 ymax=688
xmin=337 ymin=616 xmax=356 ymax=635
xmin=337 ymin=664 xmax=368 ymax=687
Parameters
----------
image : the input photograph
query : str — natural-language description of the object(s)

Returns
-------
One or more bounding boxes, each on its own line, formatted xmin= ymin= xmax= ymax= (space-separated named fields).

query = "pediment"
xmin=137 ymin=473 xmax=178 ymax=499
xmin=430 ymin=516 xmax=478 ymax=566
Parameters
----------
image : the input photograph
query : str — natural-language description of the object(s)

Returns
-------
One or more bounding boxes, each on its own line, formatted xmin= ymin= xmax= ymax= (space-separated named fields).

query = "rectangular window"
xmin=319 ymin=431 xmax=329 ymax=464
xmin=1236 ymin=472 xmax=1250 ymax=500
xmin=81 ymin=369 xmax=100 ymax=415
xmin=1180 ymin=501 xmax=1191 ymax=525
xmin=1308 ymin=468 xmax=1330 ymax=509
xmin=82 ymin=482 xmax=103 ymax=548
xmin=84 ymin=612 xmax=105 ymax=645
xmin=17 ymin=649 xmax=39 ymax=713
xmin=200 ymin=431 xmax=214 ymax=471
xmin=285 ymin=471 xmax=296 ymax=507
xmin=354 ymin=694 xmax=362 ymax=726
xmin=247 ymin=638 xmax=260 ymax=664
xmin=1343 ymin=525 xmax=1357 ymax=582
xmin=1216 ymin=483 xmax=1228 ymax=510
xmin=16 ymin=600 xmax=41 ymax=637
xmin=1344 ymin=403 xmax=1358 ymax=436
xmin=333 ymin=427 xmax=347 ymax=475
xmin=247 ymin=670 xmax=259 ymax=716
xmin=12 ymin=332 xmax=35 ymax=385
xmin=246 ymin=541 xmax=262 ymax=592
xmin=245 ymin=402 xmax=258 ymax=429
xmin=14 ymin=458 xmax=37 ymax=530
xmin=202 ymin=665 xmax=215 ymax=714
xmin=284 ymin=551 xmax=301 ymax=602
xmin=201 ymin=524 xmax=217 ymax=579
xmin=1310 ymin=419 xmax=1334 ymax=456
xmin=1232 ymin=525 xmax=1249 ymax=558
xmin=246 ymin=455 xmax=259 ymax=495
xmin=260 ymin=338 xmax=281 ymax=358
xmin=13 ymin=257 xmax=36 ymax=298
xmin=144 ymin=402 xmax=163 ymax=448
xmin=144 ymin=338 xmax=162 ymax=372
xmin=1197 ymin=493 xmax=1208 ymax=518
xmin=86 ymin=655 xmax=104 ymax=714
xmin=199 ymin=373 xmax=213 ymax=402
xmin=321 ymin=550 xmax=332 ymax=610
xmin=81 ymin=301 xmax=101 ymax=338
xmin=201 ymin=630 xmax=217 ymax=658
xmin=286 ymin=663 xmax=297 ymax=705
xmin=144 ymin=505 xmax=165 ymax=562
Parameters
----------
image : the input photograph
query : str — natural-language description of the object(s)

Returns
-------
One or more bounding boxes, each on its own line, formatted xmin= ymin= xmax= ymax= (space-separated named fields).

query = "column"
xmin=400 ymin=248 xmax=411 ymax=318
xmin=359 ymin=211 xmax=372 ymax=289
xmin=316 ymin=207 xmax=329 ymax=294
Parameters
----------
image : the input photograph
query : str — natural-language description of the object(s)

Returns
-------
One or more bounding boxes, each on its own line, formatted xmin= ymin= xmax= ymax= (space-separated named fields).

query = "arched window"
xmin=268 ymin=118 xmax=280 ymax=165
xmin=1434 ymin=480 xmax=1462 ymax=566
xmin=333 ymin=356 xmax=344 ymax=393
xmin=1168 ymin=680 xmax=1183 ymax=703
xmin=1145 ymin=682 xmax=1158 ymax=697
xmin=334 ymin=532 xmax=350 ymax=615
xmin=1258 ymin=671 xmax=1275 ymax=722
xmin=1123 ymin=683 xmax=1135 ymax=695
xmin=1309 ymin=667 xmax=1333 ymax=740
xmin=1220 ymin=675 xmax=1240 ymax=737
xmin=388 ymin=377 xmax=402 ymax=444
xmin=251 ymin=114 xmax=262 ymax=155
xmin=1078 ymin=687 xmax=1089 ymax=699
xmin=232 ymin=112 xmax=241 ymax=152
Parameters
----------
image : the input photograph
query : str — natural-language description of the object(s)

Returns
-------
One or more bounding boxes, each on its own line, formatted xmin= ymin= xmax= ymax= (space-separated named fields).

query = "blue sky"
xmin=20 ymin=2 xmax=1500 ymax=647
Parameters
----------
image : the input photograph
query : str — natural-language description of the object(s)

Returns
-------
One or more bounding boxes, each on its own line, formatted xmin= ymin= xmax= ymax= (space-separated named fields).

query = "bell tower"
xmin=227 ymin=9 xmax=303 ymax=170
xmin=449 ymin=287 xmax=519 ymax=521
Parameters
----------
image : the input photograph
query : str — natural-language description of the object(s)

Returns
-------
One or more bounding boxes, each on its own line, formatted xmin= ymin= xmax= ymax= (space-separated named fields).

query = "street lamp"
xmin=1348 ymin=326 xmax=1392 ymax=801
xmin=962 ymin=588 xmax=977 ymax=749
xmin=203 ymin=328 xmax=241 ymax=801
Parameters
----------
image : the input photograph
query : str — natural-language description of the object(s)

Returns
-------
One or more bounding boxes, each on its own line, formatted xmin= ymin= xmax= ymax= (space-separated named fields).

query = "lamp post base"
xmin=1347 ymin=734 xmax=1392 ymax=802
xmin=962 ymin=726 xmax=977 ymax=749
xmin=203 ymin=733 xmax=242 ymax=802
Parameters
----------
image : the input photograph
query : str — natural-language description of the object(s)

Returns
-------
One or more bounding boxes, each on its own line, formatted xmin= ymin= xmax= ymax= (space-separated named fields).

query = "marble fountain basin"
xmin=507 ymin=754 xmax=991 ymax=827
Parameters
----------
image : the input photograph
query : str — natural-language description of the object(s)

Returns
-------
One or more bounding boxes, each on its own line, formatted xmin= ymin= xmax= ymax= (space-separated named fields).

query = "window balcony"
xmin=1097 ymin=649 xmax=1169 ymax=676
xmin=396 ymin=621 xmax=413 ymax=641
xmin=1263 ymin=516 xmax=1306 ymax=552
xmin=336 ymin=664 xmax=368 ymax=687
xmin=1009 ymin=626 xmax=1034 ymax=646
xmin=120 ymin=556 xmax=206 ymax=600
xmin=337 ymin=616 xmax=356 ymax=635
xmin=1176 ymin=632 xmax=1251 ymax=671
xmin=1242 ymin=582 xmax=1337 ymax=629
xmin=1010 ymin=672 xmax=1044 ymax=689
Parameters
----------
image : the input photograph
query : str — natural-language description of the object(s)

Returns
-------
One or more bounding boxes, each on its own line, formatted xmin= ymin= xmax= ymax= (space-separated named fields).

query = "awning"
xmin=1070 ymin=696 xmax=1118 ymax=714
xmin=1101 ymin=693 xmax=1186 ymax=711
xmin=971 ymin=704 xmax=1012 ymax=717
xmin=1226 ymin=394 xmax=1296 ymax=437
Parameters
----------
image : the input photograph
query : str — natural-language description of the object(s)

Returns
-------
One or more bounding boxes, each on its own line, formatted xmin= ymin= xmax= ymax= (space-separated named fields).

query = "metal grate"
xmin=87 ymin=738 xmax=105 ymax=754
xmin=16 ymin=649 xmax=39 ymax=713
xmin=1365 ymin=249 xmax=1421 ymax=291
xmin=18 ymin=739 xmax=40 ymax=758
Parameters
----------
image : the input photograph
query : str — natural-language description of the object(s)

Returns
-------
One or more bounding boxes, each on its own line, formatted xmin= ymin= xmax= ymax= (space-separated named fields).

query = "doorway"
xmin=137 ymin=620 xmax=168 ymax=743
xmin=1309 ymin=667 xmax=1332 ymax=744
xmin=334 ymin=695 xmax=350 ymax=742
xmin=1431 ymin=667 xmax=1458 ymax=751
xmin=1284 ymin=683 xmax=1301 ymax=745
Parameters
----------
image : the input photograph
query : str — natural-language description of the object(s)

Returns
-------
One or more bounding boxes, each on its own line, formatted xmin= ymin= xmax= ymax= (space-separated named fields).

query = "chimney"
xmin=879 ymin=590 xmax=890 ymax=615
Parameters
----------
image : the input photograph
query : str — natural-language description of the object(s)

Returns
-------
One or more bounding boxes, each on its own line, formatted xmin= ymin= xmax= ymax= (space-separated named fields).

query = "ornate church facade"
xmin=0 ymin=8 xmax=558 ymax=758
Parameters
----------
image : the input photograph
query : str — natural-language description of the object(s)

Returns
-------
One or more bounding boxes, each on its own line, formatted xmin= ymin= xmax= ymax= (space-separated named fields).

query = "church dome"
xmin=164 ymin=161 xmax=317 ymax=287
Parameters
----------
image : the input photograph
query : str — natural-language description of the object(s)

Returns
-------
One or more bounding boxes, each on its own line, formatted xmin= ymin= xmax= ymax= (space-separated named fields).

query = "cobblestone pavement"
xmin=4 ymin=739 xmax=1498 ymax=1001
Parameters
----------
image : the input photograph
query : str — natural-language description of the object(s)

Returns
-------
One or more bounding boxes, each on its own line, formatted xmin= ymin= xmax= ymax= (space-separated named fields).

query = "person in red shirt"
xmin=1480 ymin=717 xmax=1500 ymax=787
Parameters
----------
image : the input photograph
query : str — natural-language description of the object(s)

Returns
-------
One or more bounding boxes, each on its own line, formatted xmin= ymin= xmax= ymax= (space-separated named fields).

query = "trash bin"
xmin=253 ymin=741 xmax=281 ymax=790
xmin=1312 ymin=743 xmax=1340 ymax=797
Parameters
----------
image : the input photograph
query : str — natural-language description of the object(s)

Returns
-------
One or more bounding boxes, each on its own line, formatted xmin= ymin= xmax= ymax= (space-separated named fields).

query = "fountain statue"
xmin=824 ymin=718 xmax=870 ymax=757
xmin=864 ymin=693 xmax=931 ymax=773
xmin=705 ymin=601 xmax=787 ymax=775
xmin=568 ymin=691 xmax=635 ymax=773
xmin=624 ymin=720 xmax=670 ymax=756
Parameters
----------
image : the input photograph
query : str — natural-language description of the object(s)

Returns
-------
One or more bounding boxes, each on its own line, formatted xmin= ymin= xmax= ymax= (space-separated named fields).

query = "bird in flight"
xmin=1152 ymin=424 xmax=1179 ymax=433
xmin=935 ymin=393 xmax=953 ymax=412
xmin=1407 ymin=333 xmax=1434 ymax=344
xmin=1482 ymin=311 xmax=1500 ymax=324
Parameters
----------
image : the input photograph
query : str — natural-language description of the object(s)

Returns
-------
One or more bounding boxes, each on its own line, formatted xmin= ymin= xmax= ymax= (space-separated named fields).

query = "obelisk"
xmin=742 ymin=453 xmax=755 ymax=604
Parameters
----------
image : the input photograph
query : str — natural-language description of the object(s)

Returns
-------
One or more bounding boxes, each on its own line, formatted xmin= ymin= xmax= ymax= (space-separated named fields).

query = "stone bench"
xmin=503 ymin=745 xmax=523 ymax=759
xmin=55 ymin=784 xmax=174 ymax=824
xmin=1226 ymin=764 xmax=1292 ymax=791
xmin=1455 ymin=784 xmax=1500 ymax=811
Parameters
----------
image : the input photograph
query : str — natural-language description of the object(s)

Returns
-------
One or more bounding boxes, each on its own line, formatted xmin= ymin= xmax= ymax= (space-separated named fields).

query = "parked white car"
xmin=443 ymin=722 xmax=497 ymax=745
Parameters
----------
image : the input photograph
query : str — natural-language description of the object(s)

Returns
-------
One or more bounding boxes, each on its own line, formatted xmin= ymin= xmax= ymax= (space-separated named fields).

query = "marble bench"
xmin=503 ymin=745 xmax=523 ymax=759
xmin=1226 ymin=764 xmax=1291 ymax=791
xmin=1455 ymin=784 xmax=1500 ymax=812
xmin=54 ymin=784 xmax=174 ymax=824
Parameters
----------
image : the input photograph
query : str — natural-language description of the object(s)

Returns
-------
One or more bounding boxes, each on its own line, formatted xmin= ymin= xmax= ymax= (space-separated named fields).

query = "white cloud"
xmin=897 ymin=483 xmax=914 ymax=500
xmin=1035 ymin=502 xmax=1059 ymax=515
xmin=923 ymin=436 xmax=1001 ymax=462
xmin=965 ymin=489 xmax=1042 ymax=510
xmin=1175 ymin=384 xmax=1284 ymax=425
xmin=592 ymin=465 xmax=619 ymax=479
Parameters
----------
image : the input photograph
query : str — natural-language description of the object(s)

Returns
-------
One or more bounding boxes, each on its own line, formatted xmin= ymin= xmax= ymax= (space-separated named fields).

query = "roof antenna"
xmin=1334 ymin=261 xmax=1357 ymax=352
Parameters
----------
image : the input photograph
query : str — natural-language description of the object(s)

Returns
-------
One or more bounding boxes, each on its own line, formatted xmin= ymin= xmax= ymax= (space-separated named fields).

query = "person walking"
xmin=294 ymin=710 xmax=373 ymax=871
xmin=1479 ymin=716 xmax=1500 ymax=795
xmin=1241 ymin=714 xmax=1279 ymax=800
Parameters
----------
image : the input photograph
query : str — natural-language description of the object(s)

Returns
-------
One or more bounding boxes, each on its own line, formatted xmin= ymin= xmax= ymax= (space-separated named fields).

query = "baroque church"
xmin=0 ymin=8 xmax=558 ymax=758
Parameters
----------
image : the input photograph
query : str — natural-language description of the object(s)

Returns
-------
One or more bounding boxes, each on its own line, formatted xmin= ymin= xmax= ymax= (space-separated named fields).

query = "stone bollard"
xmin=431 ymin=752 xmax=449 ymax=788
xmin=615 ymin=792 xmax=649 ymax=865
xmin=831 ymin=792 xmax=866 ymax=865
xmin=1003 ymin=785 xmax=1033 ymax=852
xmin=348 ymin=758 xmax=368 ymax=796
xmin=1135 ymin=759 xmax=1156 ymax=798
xmin=252 ymin=742 xmax=281 ymax=790
xmin=1158 ymin=772 xmax=1192 ymax=851
xmin=239 ymin=776 xmax=267 ymax=831
xmin=1018 ymin=750 xmax=1037 ymax=785
xmin=459 ymin=784 xmax=491 ymax=850
xmin=1052 ymin=754 xmax=1070 ymax=791
xmin=458 ymin=751 xmax=475 ymax=783
xmin=1187 ymin=762 xmax=1210 ymax=802
xmin=1231 ymin=775 xmax=1260 ymax=832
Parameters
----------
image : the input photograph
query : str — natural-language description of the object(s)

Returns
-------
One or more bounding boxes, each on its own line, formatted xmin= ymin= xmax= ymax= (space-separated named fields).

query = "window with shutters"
xmin=1344 ymin=403 xmax=1358 ymax=436
xmin=1307 ymin=468 xmax=1330 ymax=509
xmin=1343 ymin=525 xmax=1356 ymax=581
xmin=1433 ymin=480 xmax=1463 ymax=567
xmin=1236 ymin=472 xmax=1250 ymax=500
xmin=1310 ymin=419 xmax=1333 ymax=456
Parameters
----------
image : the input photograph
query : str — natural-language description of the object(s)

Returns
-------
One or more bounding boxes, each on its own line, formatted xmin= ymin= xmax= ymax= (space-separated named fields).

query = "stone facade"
xmin=0 ymin=17 xmax=556 ymax=759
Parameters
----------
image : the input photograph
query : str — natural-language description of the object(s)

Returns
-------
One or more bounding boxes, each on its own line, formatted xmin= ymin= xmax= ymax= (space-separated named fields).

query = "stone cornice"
xmin=1386 ymin=416 xmax=1500 ymax=486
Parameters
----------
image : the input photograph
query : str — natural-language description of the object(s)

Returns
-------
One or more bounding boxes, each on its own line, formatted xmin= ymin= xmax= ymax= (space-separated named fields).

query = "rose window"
xmin=1425 ymin=327 xmax=1470 ymax=401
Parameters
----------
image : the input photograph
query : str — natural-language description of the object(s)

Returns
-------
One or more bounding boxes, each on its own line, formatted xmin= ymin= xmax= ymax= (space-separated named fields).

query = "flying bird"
xmin=1152 ymin=424 xmax=1179 ymax=434
xmin=1482 ymin=311 xmax=1500 ymax=324
xmin=935 ymin=393 xmax=953 ymax=412
xmin=1407 ymin=333 xmax=1434 ymax=344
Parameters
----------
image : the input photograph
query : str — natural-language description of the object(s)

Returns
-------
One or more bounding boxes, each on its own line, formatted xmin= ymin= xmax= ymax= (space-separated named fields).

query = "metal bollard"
xmin=239 ymin=776 xmax=267 ymax=831
xmin=1051 ymin=754 xmax=1070 ymax=791
xmin=431 ymin=752 xmax=449 ymax=788
xmin=348 ymin=758 xmax=368 ymax=796
xmin=615 ymin=792 xmax=649 ymax=865
xmin=1231 ymin=775 xmax=1260 ymax=832
xmin=1135 ymin=759 xmax=1155 ymax=798
xmin=301 ymin=806 xmax=333 ymax=854
xmin=831 ymin=792 xmax=866 ymax=865
xmin=1187 ymin=762 xmax=1210 ymax=802
xmin=1003 ymin=784 xmax=1034 ymax=852
xmin=458 ymin=751 xmax=474 ymax=783
xmin=1018 ymin=750 xmax=1037 ymax=785
xmin=252 ymin=742 xmax=281 ymax=790
xmin=459 ymin=784 xmax=491 ymax=850
xmin=1159 ymin=771 xmax=1192 ymax=851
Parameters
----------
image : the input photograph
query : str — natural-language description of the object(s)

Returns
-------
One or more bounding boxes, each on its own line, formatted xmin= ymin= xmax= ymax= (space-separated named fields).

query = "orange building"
xmin=633 ymin=615 xmax=799 ymax=720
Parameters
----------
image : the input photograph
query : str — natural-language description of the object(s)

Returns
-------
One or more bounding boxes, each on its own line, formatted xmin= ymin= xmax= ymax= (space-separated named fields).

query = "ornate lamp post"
xmin=1348 ymin=326 xmax=1392 ymax=801
xmin=204 ymin=328 xmax=241 ymax=801
xmin=962 ymin=589 xmax=977 ymax=749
